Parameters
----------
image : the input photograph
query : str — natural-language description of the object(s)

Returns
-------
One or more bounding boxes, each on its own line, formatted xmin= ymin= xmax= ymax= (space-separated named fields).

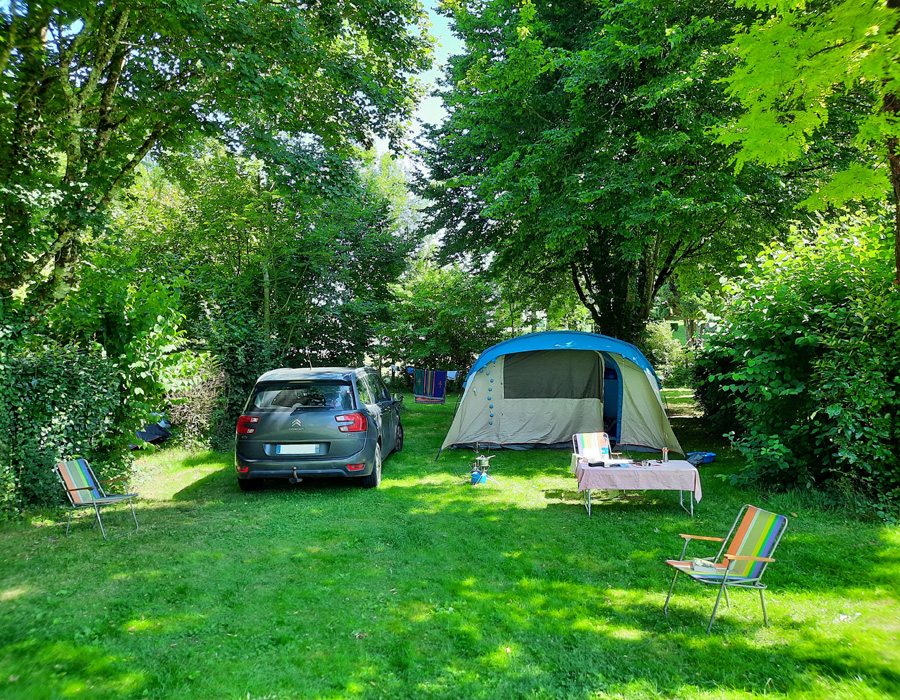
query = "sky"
xmin=417 ymin=4 xmax=463 ymax=131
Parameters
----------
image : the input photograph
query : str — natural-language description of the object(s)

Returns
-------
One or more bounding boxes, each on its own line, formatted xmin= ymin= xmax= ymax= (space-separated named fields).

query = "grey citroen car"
xmin=234 ymin=367 xmax=403 ymax=491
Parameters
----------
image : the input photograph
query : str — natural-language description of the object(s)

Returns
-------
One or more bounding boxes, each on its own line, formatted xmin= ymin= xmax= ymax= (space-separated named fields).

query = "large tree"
xmin=420 ymin=0 xmax=848 ymax=343
xmin=0 ymin=0 xmax=432 ymax=304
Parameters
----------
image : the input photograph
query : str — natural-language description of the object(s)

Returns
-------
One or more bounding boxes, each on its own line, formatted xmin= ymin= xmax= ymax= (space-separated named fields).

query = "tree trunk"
xmin=886 ymin=0 xmax=900 ymax=284
xmin=886 ymin=125 xmax=900 ymax=285
xmin=685 ymin=318 xmax=696 ymax=344
xmin=570 ymin=230 xmax=667 ymax=345
xmin=262 ymin=262 xmax=271 ymax=334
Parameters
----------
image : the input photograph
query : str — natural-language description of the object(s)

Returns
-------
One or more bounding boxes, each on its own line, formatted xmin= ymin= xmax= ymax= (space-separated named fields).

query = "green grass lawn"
xmin=1 ymin=392 xmax=898 ymax=699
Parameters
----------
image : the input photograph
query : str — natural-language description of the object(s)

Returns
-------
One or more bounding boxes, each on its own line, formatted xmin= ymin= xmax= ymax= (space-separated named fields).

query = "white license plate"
xmin=276 ymin=444 xmax=319 ymax=455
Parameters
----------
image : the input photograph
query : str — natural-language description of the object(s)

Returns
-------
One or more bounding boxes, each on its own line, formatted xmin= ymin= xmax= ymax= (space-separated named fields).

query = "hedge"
xmin=0 ymin=343 xmax=131 ymax=518
xmin=697 ymin=216 xmax=899 ymax=519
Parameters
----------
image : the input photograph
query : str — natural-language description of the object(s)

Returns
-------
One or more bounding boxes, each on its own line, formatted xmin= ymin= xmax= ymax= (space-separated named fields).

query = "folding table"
xmin=572 ymin=459 xmax=702 ymax=516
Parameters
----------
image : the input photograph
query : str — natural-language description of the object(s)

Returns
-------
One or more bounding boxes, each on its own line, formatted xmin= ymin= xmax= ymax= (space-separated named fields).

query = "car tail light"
xmin=236 ymin=415 xmax=260 ymax=435
xmin=347 ymin=463 xmax=365 ymax=471
xmin=236 ymin=465 xmax=249 ymax=474
xmin=335 ymin=412 xmax=367 ymax=432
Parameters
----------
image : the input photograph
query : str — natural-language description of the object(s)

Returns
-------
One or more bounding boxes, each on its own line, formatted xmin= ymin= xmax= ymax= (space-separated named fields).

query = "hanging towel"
xmin=414 ymin=369 xmax=448 ymax=404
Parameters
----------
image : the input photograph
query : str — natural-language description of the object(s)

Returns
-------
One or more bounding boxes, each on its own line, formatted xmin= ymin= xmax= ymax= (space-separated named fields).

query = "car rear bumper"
xmin=235 ymin=449 xmax=375 ymax=479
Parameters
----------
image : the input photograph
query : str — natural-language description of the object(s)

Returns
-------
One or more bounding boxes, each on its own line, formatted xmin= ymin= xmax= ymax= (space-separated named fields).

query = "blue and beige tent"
xmin=440 ymin=331 xmax=683 ymax=455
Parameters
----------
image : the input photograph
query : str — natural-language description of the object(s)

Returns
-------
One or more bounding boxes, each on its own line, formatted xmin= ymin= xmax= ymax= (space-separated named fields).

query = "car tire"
xmin=393 ymin=420 xmax=404 ymax=454
xmin=361 ymin=443 xmax=382 ymax=489
xmin=238 ymin=478 xmax=263 ymax=492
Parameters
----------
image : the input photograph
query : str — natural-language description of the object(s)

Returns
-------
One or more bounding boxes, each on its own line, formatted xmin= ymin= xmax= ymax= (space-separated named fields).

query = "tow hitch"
xmin=289 ymin=467 xmax=303 ymax=484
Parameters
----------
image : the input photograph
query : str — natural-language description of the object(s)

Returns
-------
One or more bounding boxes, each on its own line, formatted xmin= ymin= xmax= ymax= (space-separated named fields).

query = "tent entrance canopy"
xmin=440 ymin=331 xmax=683 ymax=455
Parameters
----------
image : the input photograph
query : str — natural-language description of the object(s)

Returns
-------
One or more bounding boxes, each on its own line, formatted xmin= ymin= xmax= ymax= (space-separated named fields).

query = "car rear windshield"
xmin=251 ymin=381 xmax=355 ymax=410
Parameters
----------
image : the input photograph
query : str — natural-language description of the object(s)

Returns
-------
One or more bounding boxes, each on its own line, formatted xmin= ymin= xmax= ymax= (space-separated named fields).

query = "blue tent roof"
xmin=467 ymin=331 xmax=658 ymax=382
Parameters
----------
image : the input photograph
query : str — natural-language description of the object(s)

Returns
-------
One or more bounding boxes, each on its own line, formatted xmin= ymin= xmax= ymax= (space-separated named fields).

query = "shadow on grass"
xmin=3 ymin=432 xmax=898 ymax=699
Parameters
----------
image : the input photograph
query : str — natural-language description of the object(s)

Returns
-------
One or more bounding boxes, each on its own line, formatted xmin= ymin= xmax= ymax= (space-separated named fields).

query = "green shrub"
xmin=640 ymin=321 xmax=694 ymax=387
xmin=165 ymin=359 xmax=226 ymax=449
xmin=702 ymin=215 xmax=900 ymax=518
xmin=206 ymin=306 xmax=281 ymax=450
xmin=693 ymin=339 xmax=742 ymax=437
xmin=0 ymin=341 xmax=128 ymax=516
xmin=0 ymin=267 xmax=196 ymax=517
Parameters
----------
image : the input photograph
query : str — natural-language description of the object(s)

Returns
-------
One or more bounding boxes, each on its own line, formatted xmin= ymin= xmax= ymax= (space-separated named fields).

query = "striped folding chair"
xmin=570 ymin=432 xmax=626 ymax=515
xmin=571 ymin=432 xmax=614 ymax=466
xmin=663 ymin=504 xmax=788 ymax=633
xmin=54 ymin=458 xmax=139 ymax=540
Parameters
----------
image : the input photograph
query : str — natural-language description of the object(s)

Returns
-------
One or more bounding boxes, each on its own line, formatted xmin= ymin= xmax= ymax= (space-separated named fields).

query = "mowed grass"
xmin=1 ymin=391 xmax=899 ymax=700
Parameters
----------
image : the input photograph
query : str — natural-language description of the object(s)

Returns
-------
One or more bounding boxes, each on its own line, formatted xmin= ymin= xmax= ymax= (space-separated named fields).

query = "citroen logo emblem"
xmin=291 ymin=419 xmax=303 ymax=428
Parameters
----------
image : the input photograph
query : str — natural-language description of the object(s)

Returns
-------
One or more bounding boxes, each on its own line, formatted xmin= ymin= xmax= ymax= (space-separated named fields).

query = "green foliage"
xmin=165 ymin=359 xmax=226 ymax=450
xmin=204 ymin=305 xmax=281 ymax=451
xmin=719 ymin=0 xmax=900 ymax=282
xmin=0 ymin=0 xmax=433 ymax=299
xmin=640 ymin=321 xmax=694 ymax=387
xmin=377 ymin=259 xmax=510 ymax=372
xmin=701 ymin=215 xmax=900 ymax=516
xmin=0 ymin=333 xmax=126 ymax=516
xmin=0 ymin=257 xmax=196 ymax=516
xmin=693 ymin=339 xmax=742 ymax=438
xmin=45 ymin=260 xmax=197 ymax=442
xmin=721 ymin=0 xmax=896 ymax=183
xmin=422 ymin=0 xmax=807 ymax=343
xmin=105 ymin=147 xmax=419 ymax=442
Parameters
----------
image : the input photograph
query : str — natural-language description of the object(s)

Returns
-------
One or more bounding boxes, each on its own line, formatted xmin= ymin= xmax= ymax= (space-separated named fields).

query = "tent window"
xmin=503 ymin=350 xmax=602 ymax=399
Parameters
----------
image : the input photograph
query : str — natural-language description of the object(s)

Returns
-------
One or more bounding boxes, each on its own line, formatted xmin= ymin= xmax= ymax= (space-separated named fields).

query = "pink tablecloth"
xmin=574 ymin=459 xmax=702 ymax=501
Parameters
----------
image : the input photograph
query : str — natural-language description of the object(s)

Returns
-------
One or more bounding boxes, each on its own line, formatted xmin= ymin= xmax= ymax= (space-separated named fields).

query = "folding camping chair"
xmin=570 ymin=432 xmax=627 ymax=515
xmin=570 ymin=432 xmax=618 ymax=468
xmin=54 ymin=458 xmax=139 ymax=540
xmin=663 ymin=504 xmax=788 ymax=633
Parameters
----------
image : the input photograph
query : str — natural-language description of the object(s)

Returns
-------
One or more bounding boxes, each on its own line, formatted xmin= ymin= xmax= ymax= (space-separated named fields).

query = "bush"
xmin=206 ymin=306 xmax=281 ymax=451
xmin=693 ymin=340 xmax=742 ymax=437
xmin=702 ymin=216 xmax=900 ymax=518
xmin=0 ymin=340 xmax=129 ymax=517
xmin=165 ymin=359 xmax=227 ymax=449
xmin=640 ymin=321 xmax=694 ymax=387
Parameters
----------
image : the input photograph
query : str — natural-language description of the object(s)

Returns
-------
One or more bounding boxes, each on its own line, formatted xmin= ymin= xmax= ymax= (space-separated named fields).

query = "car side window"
xmin=357 ymin=377 xmax=374 ymax=405
xmin=370 ymin=374 xmax=391 ymax=402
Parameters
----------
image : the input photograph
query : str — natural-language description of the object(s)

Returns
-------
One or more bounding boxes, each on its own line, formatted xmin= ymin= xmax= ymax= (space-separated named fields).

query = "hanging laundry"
xmin=414 ymin=369 xmax=448 ymax=404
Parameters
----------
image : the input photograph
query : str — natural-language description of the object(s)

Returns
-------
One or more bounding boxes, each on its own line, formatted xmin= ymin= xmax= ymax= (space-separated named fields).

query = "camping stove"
xmin=470 ymin=454 xmax=498 ymax=485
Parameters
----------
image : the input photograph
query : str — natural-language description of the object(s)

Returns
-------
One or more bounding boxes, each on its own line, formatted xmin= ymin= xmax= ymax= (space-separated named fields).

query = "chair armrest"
xmin=65 ymin=485 xmax=97 ymax=493
xmin=679 ymin=534 xmax=726 ymax=542
xmin=724 ymin=554 xmax=775 ymax=563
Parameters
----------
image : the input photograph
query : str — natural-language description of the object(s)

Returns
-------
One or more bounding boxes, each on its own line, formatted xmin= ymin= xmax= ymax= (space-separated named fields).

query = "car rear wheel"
xmin=238 ymin=478 xmax=263 ymax=492
xmin=393 ymin=420 xmax=404 ymax=454
xmin=361 ymin=444 xmax=382 ymax=489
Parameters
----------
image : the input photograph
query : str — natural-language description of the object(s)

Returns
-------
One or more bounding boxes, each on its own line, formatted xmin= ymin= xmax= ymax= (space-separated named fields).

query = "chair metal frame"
xmin=571 ymin=432 xmax=623 ymax=516
xmin=663 ymin=503 xmax=787 ymax=633
xmin=54 ymin=458 xmax=139 ymax=540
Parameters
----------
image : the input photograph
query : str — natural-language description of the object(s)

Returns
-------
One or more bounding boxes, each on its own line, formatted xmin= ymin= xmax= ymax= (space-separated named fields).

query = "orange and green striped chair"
xmin=663 ymin=504 xmax=787 ymax=633
xmin=54 ymin=458 xmax=139 ymax=540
